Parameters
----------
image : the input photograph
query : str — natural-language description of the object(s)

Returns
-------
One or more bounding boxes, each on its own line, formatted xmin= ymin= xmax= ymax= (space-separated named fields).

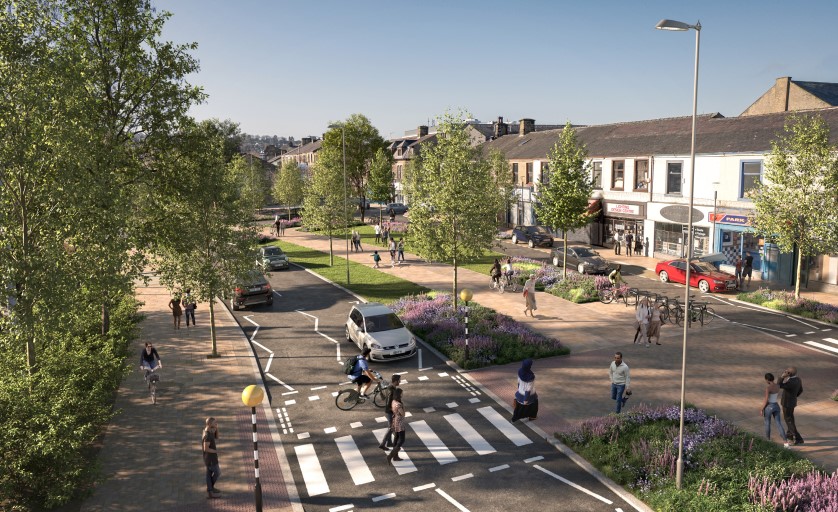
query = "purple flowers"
xmin=749 ymin=471 xmax=838 ymax=511
xmin=741 ymin=287 xmax=838 ymax=325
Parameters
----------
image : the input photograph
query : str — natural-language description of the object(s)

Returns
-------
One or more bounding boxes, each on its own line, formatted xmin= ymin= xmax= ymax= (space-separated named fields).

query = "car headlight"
xmin=370 ymin=342 xmax=382 ymax=349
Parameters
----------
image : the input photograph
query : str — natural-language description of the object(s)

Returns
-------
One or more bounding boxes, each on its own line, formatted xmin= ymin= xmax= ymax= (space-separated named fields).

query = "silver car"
xmin=345 ymin=303 xmax=417 ymax=361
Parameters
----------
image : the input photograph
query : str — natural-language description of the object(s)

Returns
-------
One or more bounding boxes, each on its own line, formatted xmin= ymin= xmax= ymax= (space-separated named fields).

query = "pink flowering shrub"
xmin=749 ymin=471 xmax=838 ymax=512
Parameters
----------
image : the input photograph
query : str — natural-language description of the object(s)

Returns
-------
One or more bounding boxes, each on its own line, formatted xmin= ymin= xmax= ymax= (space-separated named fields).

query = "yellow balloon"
xmin=242 ymin=385 xmax=264 ymax=407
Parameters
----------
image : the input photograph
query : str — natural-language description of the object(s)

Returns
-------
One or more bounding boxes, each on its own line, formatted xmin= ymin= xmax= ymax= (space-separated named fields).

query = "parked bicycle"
xmin=335 ymin=370 xmax=391 ymax=410
xmin=599 ymin=284 xmax=631 ymax=305
xmin=142 ymin=366 xmax=161 ymax=404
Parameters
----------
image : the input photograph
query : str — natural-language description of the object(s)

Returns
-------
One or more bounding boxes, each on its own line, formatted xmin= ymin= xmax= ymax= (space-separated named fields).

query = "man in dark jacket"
xmin=378 ymin=374 xmax=401 ymax=449
xmin=779 ymin=366 xmax=804 ymax=445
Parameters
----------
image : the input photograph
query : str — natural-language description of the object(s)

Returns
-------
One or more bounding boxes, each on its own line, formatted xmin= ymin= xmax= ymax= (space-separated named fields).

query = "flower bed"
xmin=738 ymin=288 xmax=838 ymax=324
xmin=502 ymin=256 xmax=607 ymax=303
xmin=391 ymin=292 xmax=568 ymax=369
xmin=557 ymin=404 xmax=832 ymax=511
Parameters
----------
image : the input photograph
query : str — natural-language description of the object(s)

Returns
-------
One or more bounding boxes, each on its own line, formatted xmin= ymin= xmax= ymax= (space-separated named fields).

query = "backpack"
xmin=342 ymin=355 xmax=358 ymax=375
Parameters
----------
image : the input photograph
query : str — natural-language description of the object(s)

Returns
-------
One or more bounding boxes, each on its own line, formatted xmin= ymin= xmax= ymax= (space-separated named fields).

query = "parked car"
xmin=655 ymin=259 xmax=737 ymax=293
xmin=511 ymin=225 xmax=554 ymax=248
xmin=231 ymin=269 xmax=273 ymax=311
xmin=345 ymin=302 xmax=417 ymax=361
xmin=385 ymin=203 xmax=408 ymax=215
xmin=551 ymin=244 xmax=610 ymax=275
xmin=258 ymin=245 xmax=289 ymax=271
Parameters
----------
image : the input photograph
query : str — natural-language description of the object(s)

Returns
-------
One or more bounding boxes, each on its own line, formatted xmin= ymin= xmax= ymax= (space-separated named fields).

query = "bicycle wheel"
xmin=373 ymin=387 xmax=390 ymax=408
xmin=498 ymin=280 xmax=505 ymax=294
xmin=335 ymin=389 xmax=360 ymax=410
xmin=658 ymin=305 xmax=670 ymax=324
xmin=674 ymin=307 xmax=685 ymax=327
xmin=599 ymin=289 xmax=614 ymax=304
xmin=151 ymin=383 xmax=157 ymax=404
xmin=703 ymin=307 xmax=715 ymax=325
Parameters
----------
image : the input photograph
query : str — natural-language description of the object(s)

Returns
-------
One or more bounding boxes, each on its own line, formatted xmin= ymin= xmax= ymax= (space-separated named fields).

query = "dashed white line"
xmin=451 ymin=473 xmax=474 ymax=482
xmin=372 ymin=492 xmax=396 ymax=502
xmin=282 ymin=390 xmax=299 ymax=395
xmin=297 ymin=432 xmax=310 ymax=439
xmin=469 ymin=397 xmax=481 ymax=403
xmin=284 ymin=399 xmax=296 ymax=406
xmin=446 ymin=402 xmax=459 ymax=408
xmin=438 ymin=372 xmax=449 ymax=377
xmin=524 ymin=456 xmax=545 ymax=463
xmin=308 ymin=395 xmax=320 ymax=401
xmin=489 ymin=464 xmax=510 ymax=472
xmin=328 ymin=505 xmax=353 ymax=512
xmin=424 ymin=407 xmax=436 ymax=413
xmin=436 ymin=488 xmax=470 ymax=512
xmin=324 ymin=427 xmax=337 ymax=434
xmin=413 ymin=483 xmax=436 ymax=491
xmin=418 ymin=376 xmax=429 ymax=381
xmin=350 ymin=422 xmax=363 ymax=428
xmin=375 ymin=416 xmax=388 ymax=423
xmin=311 ymin=385 xmax=327 ymax=390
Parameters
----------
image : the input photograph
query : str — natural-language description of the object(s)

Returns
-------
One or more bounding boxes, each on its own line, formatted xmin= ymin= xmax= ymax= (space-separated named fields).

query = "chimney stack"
xmin=777 ymin=76 xmax=791 ymax=111
xmin=301 ymin=137 xmax=312 ymax=146
xmin=418 ymin=125 xmax=429 ymax=137
xmin=519 ymin=118 xmax=535 ymax=136
xmin=493 ymin=116 xmax=508 ymax=138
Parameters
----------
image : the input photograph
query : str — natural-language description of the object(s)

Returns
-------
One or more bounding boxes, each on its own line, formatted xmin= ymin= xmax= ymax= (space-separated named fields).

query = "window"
xmin=740 ymin=161 xmax=762 ymax=199
xmin=634 ymin=159 xmax=649 ymax=190
xmin=541 ymin=163 xmax=550 ymax=185
xmin=526 ymin=162 xmax=533 ymax=183
xmin=512 ymin=163 xmax=519 ymax=183
xmin=592 ymin=161 xmax=602 ymax=189
xmin=396 ymin=164 xmax=402 ymax=181
xmin=666 ymin=162 xmax=682 ymax=194
xmin=611 ymin=160 xmax=625 ymax=190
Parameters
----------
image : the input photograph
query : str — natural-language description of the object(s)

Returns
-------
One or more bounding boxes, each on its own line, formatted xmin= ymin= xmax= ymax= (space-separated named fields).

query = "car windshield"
xmin=239 ymin=270 xmax=267 ymax=287
xmin=529 ymin=226 xmax=550 ymax=234
xmin=263 ymin=247 xmax=284 ymax=257
xmin=573 ymin=247 xmax=596 ymax=257
xmin=691 ymin=262 xmax=717 ymax=273
xmin=364 ymin=313 xmax=405 ymax=332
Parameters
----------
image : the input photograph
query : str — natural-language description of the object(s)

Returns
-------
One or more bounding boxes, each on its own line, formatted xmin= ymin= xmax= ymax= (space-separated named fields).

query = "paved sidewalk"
xmin=80 ymin=276 xmax=298 ymax=512
xmin=273 ymin=226 xmax=838 ymax=473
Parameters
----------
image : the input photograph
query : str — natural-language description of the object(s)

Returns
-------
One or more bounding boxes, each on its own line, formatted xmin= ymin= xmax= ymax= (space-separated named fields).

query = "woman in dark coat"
xmin=511 ymin=359 xmax=538 ymax=422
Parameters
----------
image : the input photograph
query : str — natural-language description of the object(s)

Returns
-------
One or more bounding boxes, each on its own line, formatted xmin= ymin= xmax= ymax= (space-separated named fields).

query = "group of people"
xmin=761 ymin=367 xmax=805 ymax=447
xmin=735 ymin=253 xmax=755 ymax=289
xmin=167 ymin=289 xmax=198 ymax=330
xmin=371 ymin=239 xmax=405 ymax=267
xmin=489 ymin=257 xmax=515 ymax=288
xmin=613 ymin=231 xmax=643 ymax=257
xmin=273 ymin=214 xmax=286 ymax=237
xmin=633 ymin=297 xmax=662 ymax=347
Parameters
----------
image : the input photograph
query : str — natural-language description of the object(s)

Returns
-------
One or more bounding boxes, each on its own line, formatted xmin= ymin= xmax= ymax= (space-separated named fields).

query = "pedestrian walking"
xmin=397 ymin=238 xmax=405 ymax=263
xmin=648 ymin=302 xmax=662 ymax=345
xmin=374 ymin=222 xmax=381 ymax=243
xmin=743 ymin=253 xmax=754 ymax=288
xmin=389 ymin=208 xmax=396 ymax=222
xmin=760 ymin=373 xmax=786 ymax=443
xmin=273 ymin=214 xmax=281 ymax=236
xmin=387 ymin=388 xmax=406 ymax=464
xmin=382 ymin=225 xmax=389 ymax=246
xmin=779 ymin=366 xmax=804 ymax=446
xmin=371 ymin=250 xmax=381 ymax=268
xmin=634 ymin=236 xmax=643 ymax=256
xmin=510 ymin=359 xmax=538 ymax=422
xmin=168 ymin=294 xmax=183 ymax=330
xmin=279 ymin=219 xmax=285 ymax=236
xmin=182 ymin=289 xmax=197 ymax=328
xmin=522 ymin=274 xmax=537 ymax=317
xmin=388 ymin=237 xmax=397 ymax=267
xmin=635 ymin=297 xmax=651 ymax=347
xmin=735 ymin=257 xmax=743 ymax=289
xmin=202 ymin=417 xmax=221 ymax=499
xmin=614 ymin=231 xmax=622 ymax=255
xmin=625 ymin=232 xmax=634 ymax=257
xmin=378 ymin=374 xmax=402 ymax=450
xmin=609 ymin=352 xmax=631 ymax=414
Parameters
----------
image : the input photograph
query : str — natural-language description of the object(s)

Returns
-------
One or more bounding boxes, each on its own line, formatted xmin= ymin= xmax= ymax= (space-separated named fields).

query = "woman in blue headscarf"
xmin=511 ymin=359 xmax=538 ymax=422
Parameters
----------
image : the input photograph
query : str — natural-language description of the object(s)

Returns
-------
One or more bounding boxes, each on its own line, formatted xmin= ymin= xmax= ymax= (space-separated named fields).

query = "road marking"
xmin=335 ymin=435 xmax=375 ymax=485
xmin=444 ymin=413 xmax=496 ymax=455
xmin=786 ymin=334 xmax=797 ymax=337
xmin=294 ymin=444 xmax=329 ymax=496
xmin=419 ymin=367 xmax=433 ymax=371
xmin=823 ymin=328 xmax=833 ymax=331
xmin=533 ymin=464 xmax=613 ymax=505
xmin=418 ymin=376 xmax=429 ymax=381
xmin=405 ymin=411 xmax=413 ymax=417
xmin=297 ymin=432 xmax=310 ymax=439
xmin=284 ymin=400 xmax=296 ymax=406
xmin=424 ymin=407 xmax=436 ymax=413
xmin=410 ymin=420 xmax=458 ymax=465
xmin=350 ymin=422 xmax=363 ymax=428
xmin=324 ymin=427 xmax=337 ymax=434
xmin=477 ymin=406 xmax=533 ymax=446
xmin=372 ymin=493 xmax=396 ymax=502
xmin=469 ymin=398 xmax=481 ymax=403
xmin=824 ymin=337 xmax=838 ymax=345
xmin=489 ymin=464 xmax=510 ymax=472
xmin=438 ymin=372 xmax=449 ymax=377
xmin=395 ymin=371 xmax=409 ymax=375
xmin=452 ymin=473 xmax=474 ymax=482
xmin=375 ymin=416 xmax=388 ymax=423
xmin=265 ymin=353 xmax=274 ymax=372
xmin=311 ymin=385 xmax=327 ymax=390
xmin=373 ymin=428 xmax=417 ymax=474
xmin=329 ymin=505 xmax=353 ymax=512
xmin=732 ymin=322 xmax=790 ymax=335
xmin=805 ymin=341 xmax=838 ymax=354
xmin=436 ymin=488 xmax=470 ymax=512
xmin=413 ymin=483 xmax=436 ymax=491
xmin=446 ymin=402 xmax=459 ymax=408
xmin=282 ymin=390 xmax=299 ymax=395
xmin=524 ymin=456 xmax=544 ymax=463
xmin=805 ymin=331 xmax=816 ymax=334
xmin=309 ymin=395 xmax=320 ymax=401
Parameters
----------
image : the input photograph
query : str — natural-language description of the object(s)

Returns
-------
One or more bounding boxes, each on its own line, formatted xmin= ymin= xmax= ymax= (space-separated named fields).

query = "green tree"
xmin=405 ymin=112 xmax=502 ymax=306
xmin=273 ymin=159 xmax=306 ymax=220
xmin=229 ymin=154 xmax=270 ymax=213
xmin=302 ymin=160 xmax=351 ymax=267
xmin=534 ymin=122 xmax=595 ymax=278
xmin=751 ymin=114 xmax=838 ymax=298
xmin=367 ymin=147 xmax=395 ymax=225
xmin=487 ymin=148 xmax=516 ymax=228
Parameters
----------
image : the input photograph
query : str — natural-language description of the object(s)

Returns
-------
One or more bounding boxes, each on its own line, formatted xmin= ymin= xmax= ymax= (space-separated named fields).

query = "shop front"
xmin=647 ymin=202 xmax=713 ymax=259
xmin=709 ymin=212 xmax=764 ymax=273
xmin=599 ymin=200 xmax=646 ymax=253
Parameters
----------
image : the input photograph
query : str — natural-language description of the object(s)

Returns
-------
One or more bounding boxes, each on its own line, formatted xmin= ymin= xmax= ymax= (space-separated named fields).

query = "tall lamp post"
xmin=329 ymin=123 xmax=351 ymax=284
xmin=656 ymin=17 xmax=701 ymax=490
xmin=459 ymin=289 xmax=473 ymax=364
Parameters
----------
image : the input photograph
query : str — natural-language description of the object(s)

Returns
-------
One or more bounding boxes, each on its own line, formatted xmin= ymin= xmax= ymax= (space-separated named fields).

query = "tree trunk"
xmin=794 ymin=247 xmax=803 ymax=299
xmin=329 ymin=234 xmax=334 ymax=266
xmin=209 ymin=298 xmax=218 ymax=357
xmin=562 ymin=232 xmax=569 ymax=279
xmin=453 ymin=256 xmax=458 ymax=309
xmin=101 ymin=303 xmax=110 ymax=336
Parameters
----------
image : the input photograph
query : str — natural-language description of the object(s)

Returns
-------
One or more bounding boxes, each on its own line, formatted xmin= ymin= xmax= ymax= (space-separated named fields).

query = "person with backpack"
xmin=347 ymin=348 xmax=377 ymax=398
xmin=371 ymin=250 xmax=381 ymax=268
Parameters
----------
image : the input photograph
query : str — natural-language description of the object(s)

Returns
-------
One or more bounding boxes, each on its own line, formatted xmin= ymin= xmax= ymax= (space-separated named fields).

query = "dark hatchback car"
xmin=551 ymin=244 xmax=610 ymax=275
xmin=258 ymin=245 xmax=289 ymax=271
xmin=511 ymin=225 xmax=554 ymax=248
xmin=231 ymin=270 xmax=273 ymax=311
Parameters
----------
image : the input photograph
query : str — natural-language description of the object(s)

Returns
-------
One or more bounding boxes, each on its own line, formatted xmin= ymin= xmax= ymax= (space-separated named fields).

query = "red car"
xmin=655 ymin=259 xmax=737 ymax=293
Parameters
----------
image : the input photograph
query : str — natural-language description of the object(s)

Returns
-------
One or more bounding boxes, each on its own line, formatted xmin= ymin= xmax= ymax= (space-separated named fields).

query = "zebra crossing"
xmin=803 ymin=335 xmax=838 ymax=355
xmin=292 ymin=405 xmax=534 ymax=497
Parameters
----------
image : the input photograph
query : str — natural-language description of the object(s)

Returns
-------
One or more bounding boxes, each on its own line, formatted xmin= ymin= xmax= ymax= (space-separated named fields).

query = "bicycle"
xmin=688 ymin=301 xmax=716 ymax=326
xmin=142 ymin=365 xmax=161 ymax=404
xmin=335 ymin=370 xmax=391 ymax=411
xmin=599 ymin=284 xmax=630 ymax=305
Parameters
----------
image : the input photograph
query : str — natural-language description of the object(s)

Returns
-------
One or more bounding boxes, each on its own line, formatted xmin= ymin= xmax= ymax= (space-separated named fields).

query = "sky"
xmin=160 ymin=0 xmax=838 ymax=140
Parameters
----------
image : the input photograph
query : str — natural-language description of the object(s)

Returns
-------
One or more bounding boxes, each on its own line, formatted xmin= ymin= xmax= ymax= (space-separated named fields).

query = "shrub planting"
xmin=738 ymin=288 xmax=838 ymax=324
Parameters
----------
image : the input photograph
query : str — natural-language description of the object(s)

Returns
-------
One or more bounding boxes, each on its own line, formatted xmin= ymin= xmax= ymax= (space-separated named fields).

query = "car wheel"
xmin=552 ymin=256 xmax=559 ymax=267
xmin=659 ymin=271 xmax=669 ymax=283
xmin=527 ymin=239 xmax=535 ymax=249
xmin=578 ymin=263 xmax=586 ymax=274
xmin=232 ymin=299 xmax=240 ymax=311
xmin=266 ymin=297 xmax=274 ymax=306
xmin=511 ymin=235 xmax=518 ymax=244
xmin=698 ymin=280 xmax=710 ymax=293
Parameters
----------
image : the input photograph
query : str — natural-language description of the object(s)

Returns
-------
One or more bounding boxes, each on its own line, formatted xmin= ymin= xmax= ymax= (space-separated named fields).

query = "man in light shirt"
xmin=609 ymin=352 xmax=631 ymax=413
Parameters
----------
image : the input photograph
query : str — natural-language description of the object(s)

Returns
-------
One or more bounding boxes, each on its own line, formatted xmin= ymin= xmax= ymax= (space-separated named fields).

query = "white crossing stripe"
xmin=446 ymin=402 xmax=459 ymax=408
xmin=423 ymin=407 xmax=436 ymax=413
xmin=418 ymin=375 xmax=429 ymax=381
xmin=294 ymin=444 xmax=329 ymax=496
xmin=468 ymin=397 xmax=481 ymax=403
xmin=297 ymin=432 xmax=310 ymax=440
xmin=335 ymin=435 xmax=375 ymax=485
xmin=438 ymin=372 xmax=449 ymax=377
xmin=477 ymin=406 xmax=533 ymax=446
xmin=452 ymin=473 xmax=474 ymax=482
xmin=284 ymin=399 xmax=296 ymax=405
xmin=823 ymin=337 xmax=838 ymax=345
xmin=410 ymin=420 xmax=458 ymax=465
xmin=443 ymin=413 xmax=496 ymax=455
xmin=489 ymin=464 xmax=510 ymax=472
xmin=329 ymin=505 xmax=353 ymax=512
xmin=805 ymin=341 xmax=838 ymax=354
xmin=373 ymin=428 xmax=417 ymax=475
xmin=324 ymin=427 xmax=337 ymax=434
xmin=350 ymin=422 xmax=363 ymax=428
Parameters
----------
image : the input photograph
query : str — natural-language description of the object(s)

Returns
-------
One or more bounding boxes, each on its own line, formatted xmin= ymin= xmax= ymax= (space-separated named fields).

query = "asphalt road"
xmin=227 ymin=265 xmax=640 ymax=512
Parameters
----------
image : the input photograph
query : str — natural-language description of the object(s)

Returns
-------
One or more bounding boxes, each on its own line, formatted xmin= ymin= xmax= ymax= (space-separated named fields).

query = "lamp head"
xmin=459 ymin=288 xmax=473 ymax=303
xmin=656 ymin=19 xmax=699 ymax=31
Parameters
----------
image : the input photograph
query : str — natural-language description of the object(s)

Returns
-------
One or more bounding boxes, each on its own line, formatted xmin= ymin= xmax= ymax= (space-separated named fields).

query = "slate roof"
xmin=795 ymin=81 xmax=838 ymax=106
xmin=481 ymin=107 xmax=838 ymax=159
xmin=282 ymin=139 xmax=322 ymax=156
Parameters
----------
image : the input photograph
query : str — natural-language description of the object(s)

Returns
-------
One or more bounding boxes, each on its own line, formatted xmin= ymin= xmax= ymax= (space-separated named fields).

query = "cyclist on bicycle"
xmin=349 ymin=348 xmax=377 ymax=398
xmin=608 ymin=265 xmax=624 ymax=287
xmin=490 ymin=259 xmax=502 ymax=287
xmin=140 ymin=342 xmax=162 ymax=372
xmin=502 ymin=257 xmax=514 ymax=284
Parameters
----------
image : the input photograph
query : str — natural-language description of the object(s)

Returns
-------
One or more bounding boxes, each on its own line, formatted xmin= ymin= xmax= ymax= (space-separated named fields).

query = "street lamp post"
xmin=242 ymin=385 xmax=265 ymax=511
xmin=329 ymin=123 xmax=351 ymax=285
xmin=656 ymin=17 xmax=701 ymax=490
xmin=459 ymin=289 xmax=473 ymax=365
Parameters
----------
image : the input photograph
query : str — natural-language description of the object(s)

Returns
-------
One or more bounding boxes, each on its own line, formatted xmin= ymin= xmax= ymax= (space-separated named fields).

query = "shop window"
xmin=666 ymin=162 xmax=682 ymax=194
xmin=512 ymin=162 xmax=519 ymax=183
xmin=592 ymin=161 xmax=602 ymax=189
xmin=634 ymin=159 xmax=649 ymax=190
xmin=740 ymin=161 xmax=762 ymax=199
xmin=611 ymin=160 xmax=624 ymax=190
xmin=526 ymin=162 xmax=533 ymax=183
